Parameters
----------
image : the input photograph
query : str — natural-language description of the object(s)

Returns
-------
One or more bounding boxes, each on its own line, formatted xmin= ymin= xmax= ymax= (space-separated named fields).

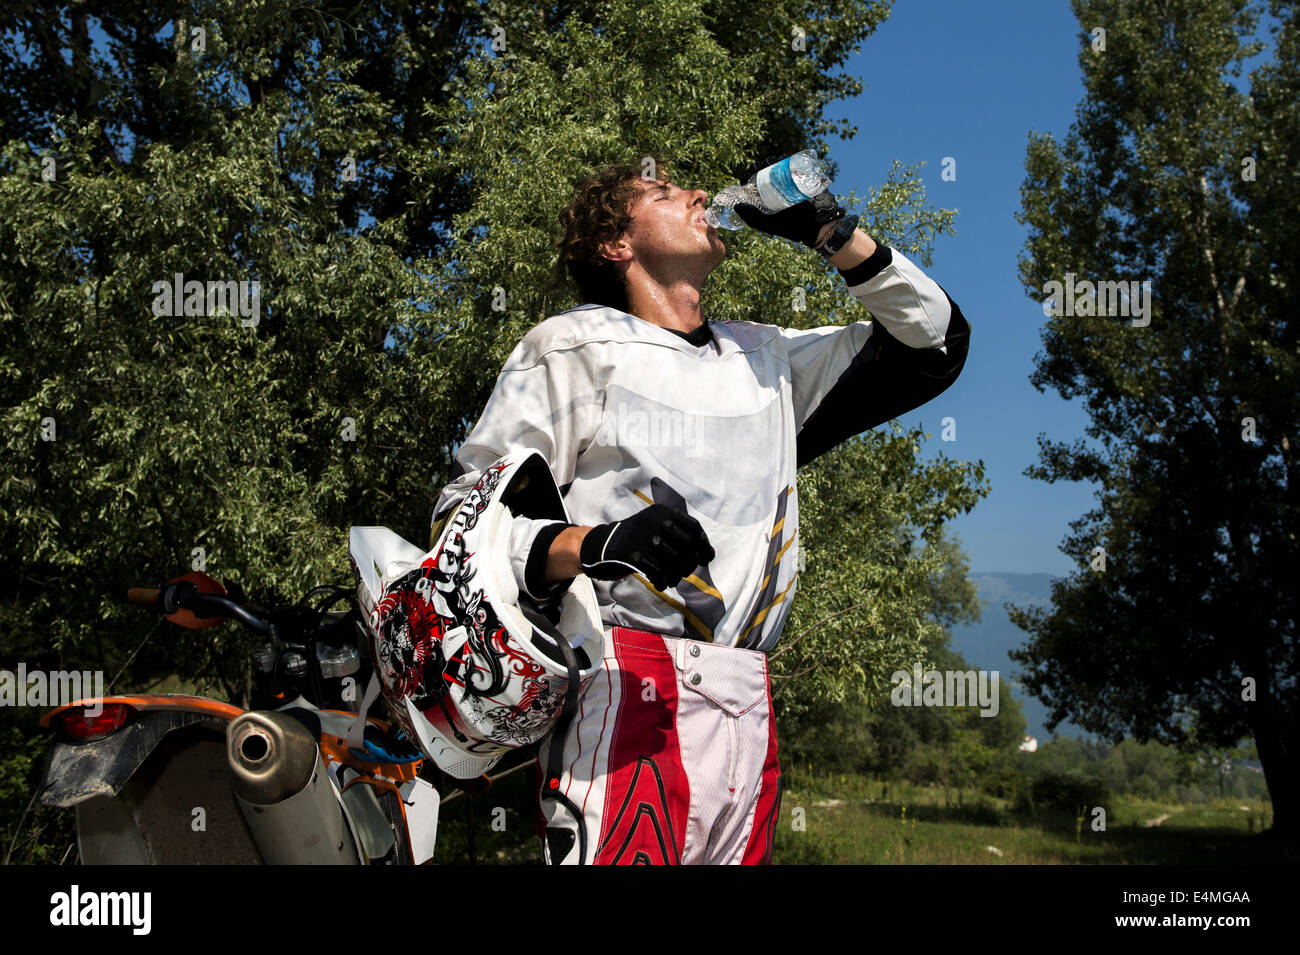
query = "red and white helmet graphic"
xmin=350 ymin=452 xmax=604 ymax=779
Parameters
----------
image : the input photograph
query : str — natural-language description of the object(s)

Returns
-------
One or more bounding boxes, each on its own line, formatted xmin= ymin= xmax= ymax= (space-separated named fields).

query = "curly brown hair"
xmin=556 ymin=160 xmax=670 ymax=313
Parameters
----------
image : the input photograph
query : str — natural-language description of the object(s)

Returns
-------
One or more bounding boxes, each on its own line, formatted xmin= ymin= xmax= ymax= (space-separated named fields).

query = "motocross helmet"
xmin=353 ymin=451 xmax=603 ymax=779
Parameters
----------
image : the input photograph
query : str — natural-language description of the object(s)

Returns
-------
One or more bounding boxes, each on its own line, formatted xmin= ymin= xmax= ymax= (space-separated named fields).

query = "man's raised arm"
xmin=733 ymin=186 xmax=972 ymax=466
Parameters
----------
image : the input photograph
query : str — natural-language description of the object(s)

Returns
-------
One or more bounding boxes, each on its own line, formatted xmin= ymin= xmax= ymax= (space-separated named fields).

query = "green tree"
xmin=1 ymin=0 xmax=989 ymax=860
xmin=775 ymin=522 xmax=984 ymax=776
xmin=778 ymin=545 xmax=1026 ymax=801
xmin=772 ymin=434 xmax=987 ymax=718
xmin=0 ymin=0 xmax=900 ymax=697
xmin=1012 ymin=0 xmax=1297 ymax=836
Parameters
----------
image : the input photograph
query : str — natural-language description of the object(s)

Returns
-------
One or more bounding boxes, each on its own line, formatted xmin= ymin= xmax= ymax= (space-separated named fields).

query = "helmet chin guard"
xmin=351 ymin=452 xmax=604 ymax=779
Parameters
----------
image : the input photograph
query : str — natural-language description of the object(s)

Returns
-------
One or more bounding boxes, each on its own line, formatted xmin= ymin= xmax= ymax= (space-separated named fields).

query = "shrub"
xmin=1014 ymin=769 xmax=1109 ymax=816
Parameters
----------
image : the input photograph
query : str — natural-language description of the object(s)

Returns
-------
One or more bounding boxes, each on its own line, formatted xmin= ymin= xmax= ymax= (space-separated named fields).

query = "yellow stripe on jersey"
xmin=683 ymin=573 xmax=724 ymax=603
xmin=740 ymin=485 xmax=796 ymax=643
xmin=739 ymin=578 xmax=797 ymax=643
xmin=774 ymin=532 xmax=797 ymax=564
xmin=632 ymin=573 xmax=716 ymax=643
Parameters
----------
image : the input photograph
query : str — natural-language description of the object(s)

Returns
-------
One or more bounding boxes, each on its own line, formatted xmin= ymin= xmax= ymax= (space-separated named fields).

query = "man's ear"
xmin=600 ymin=237 xmax=633 ymax=264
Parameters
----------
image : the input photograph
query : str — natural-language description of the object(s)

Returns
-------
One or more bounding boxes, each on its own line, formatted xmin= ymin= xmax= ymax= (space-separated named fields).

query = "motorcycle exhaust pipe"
xmin=227 ymin=712 xmax=361 ymax=865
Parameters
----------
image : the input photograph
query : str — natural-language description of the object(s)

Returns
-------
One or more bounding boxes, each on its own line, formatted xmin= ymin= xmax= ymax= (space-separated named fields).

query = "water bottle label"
xmin=756 ymin=158 xmax=805 ymax=210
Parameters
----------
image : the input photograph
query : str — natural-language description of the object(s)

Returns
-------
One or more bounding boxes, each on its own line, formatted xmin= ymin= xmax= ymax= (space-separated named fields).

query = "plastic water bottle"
xmin=704 ymin=151 xmax=831 ymax=229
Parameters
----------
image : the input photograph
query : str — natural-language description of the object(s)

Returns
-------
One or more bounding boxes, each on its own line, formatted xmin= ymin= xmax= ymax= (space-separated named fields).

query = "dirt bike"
xmin=35 ymin=527 xmax=466 ymax=865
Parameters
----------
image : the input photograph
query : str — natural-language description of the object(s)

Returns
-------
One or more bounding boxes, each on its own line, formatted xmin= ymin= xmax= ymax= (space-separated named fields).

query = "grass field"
xmin=773 ymin=769 xmax=1290 ymax=865
xmin=11 ymin=680 xmax=1288 ymax=866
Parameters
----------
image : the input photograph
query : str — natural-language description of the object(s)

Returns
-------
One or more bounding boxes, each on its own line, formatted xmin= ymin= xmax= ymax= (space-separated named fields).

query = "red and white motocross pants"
xmin=534 ymin=626 xmax=782 ymax=865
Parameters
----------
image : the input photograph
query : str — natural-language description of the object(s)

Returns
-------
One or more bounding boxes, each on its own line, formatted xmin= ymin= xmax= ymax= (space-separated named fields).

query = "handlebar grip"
xmin=127 ymin=588 xmax=160 ymax=606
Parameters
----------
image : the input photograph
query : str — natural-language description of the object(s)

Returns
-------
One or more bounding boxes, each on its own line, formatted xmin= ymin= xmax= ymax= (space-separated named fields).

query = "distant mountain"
xmin=949 ymin=572 xmax=1086 ymax=742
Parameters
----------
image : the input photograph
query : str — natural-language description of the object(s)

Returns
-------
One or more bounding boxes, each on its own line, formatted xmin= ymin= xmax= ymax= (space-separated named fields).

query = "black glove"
xmin=580 ymin=503 xmax=715 ymax=591
xmin=732 ymin=154 xmax=846 ymax=249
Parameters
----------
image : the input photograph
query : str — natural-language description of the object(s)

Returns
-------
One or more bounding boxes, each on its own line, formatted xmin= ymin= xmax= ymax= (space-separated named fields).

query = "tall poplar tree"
xmin=1013 ymin=0 xmax=1297 ymax=836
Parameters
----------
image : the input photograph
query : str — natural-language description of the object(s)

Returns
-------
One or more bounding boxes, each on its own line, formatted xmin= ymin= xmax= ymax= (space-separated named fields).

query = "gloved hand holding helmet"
xmin=352 ymin=451 xmax=604 ymax=781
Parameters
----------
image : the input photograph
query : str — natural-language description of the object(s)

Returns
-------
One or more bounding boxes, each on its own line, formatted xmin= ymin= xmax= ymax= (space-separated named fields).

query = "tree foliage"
xmin=774 ymin=430 xmax=986 ymax=717
xmin=0 ymin=0 xmax=993 ymax=859
xmin=1011 ymin=0 xmax=1297 ymax=835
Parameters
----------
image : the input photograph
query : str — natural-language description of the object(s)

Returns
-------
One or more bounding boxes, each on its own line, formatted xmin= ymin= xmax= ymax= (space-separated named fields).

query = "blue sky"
xmin=827 ymin=0 xmax=1102 ymax=577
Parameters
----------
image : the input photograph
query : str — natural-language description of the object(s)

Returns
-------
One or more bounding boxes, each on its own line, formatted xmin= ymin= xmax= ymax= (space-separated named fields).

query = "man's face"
xmin=608 ymin=178 xmax=725 ymax=275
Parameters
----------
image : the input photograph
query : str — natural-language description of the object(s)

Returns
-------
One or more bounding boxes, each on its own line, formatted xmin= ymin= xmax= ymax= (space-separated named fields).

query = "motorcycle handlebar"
xmin=127 ymin=588 xmax=160 ymax=606
xmin=191 ymin=594 xmax=274 ymax=636
xmin=128 ymin=582 xmax=275 ymax=636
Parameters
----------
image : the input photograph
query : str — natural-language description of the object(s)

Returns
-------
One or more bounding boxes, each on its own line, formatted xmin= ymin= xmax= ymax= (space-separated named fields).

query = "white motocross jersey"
xmin=432 ymin=245 xmax=970 ymax=652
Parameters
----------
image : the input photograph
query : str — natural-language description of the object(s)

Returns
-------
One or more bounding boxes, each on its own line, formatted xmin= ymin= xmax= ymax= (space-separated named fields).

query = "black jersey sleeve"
xmin=778 ymin=245 xmax=971 ymax=467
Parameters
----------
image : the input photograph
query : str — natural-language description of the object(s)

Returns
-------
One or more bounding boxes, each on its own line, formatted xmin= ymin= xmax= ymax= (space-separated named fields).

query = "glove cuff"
xmin=579 ymin=522 xmax=616 ymax=569
xmin=802 ymin=191 xmax=846 ymax=248
xmin=817 ymin=214 xmax=859 ymax=258
xmin=524 ymin=521 xmax=574 ymax=601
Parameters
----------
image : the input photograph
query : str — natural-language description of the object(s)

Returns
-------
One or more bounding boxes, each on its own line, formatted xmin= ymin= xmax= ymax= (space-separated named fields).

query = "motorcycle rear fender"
xmin=39 ymin=694 xmax=245 ymax=728
xmin=39 ymin=708 xmax=233 ymax=809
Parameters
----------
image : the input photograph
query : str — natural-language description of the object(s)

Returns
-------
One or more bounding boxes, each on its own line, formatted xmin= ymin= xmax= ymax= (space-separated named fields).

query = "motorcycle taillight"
xmin=56 ymin=703 xmax=133 ymax=741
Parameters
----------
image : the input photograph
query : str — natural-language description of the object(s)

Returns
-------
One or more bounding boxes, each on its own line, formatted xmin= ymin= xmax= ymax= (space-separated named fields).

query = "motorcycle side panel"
xmin=399 ymin=776 xmax=440 ymax=865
